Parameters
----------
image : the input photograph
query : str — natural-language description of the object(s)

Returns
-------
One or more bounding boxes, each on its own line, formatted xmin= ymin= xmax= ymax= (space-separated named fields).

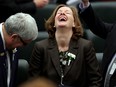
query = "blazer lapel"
xmin=64 ymin=39 xmax=79 ymax=76
xmin=48 ymin=39 xmax=79 ymax=76
xmin=48 ymin=39 xmax=61 ymax=76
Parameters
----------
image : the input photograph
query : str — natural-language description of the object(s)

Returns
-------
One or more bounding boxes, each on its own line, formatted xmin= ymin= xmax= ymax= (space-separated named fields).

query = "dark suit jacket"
xmin=110 ymin=70 xmax=116 ymax=87
xmin=0 ymin=30 xmax=19 ymax=87
xmin=29 ymin=38 xmax=102 ymax=87
xmin=0 ymin=0 xmax=36 ymax=22
xmin=79 ymin=4 xmax=116 ymax=87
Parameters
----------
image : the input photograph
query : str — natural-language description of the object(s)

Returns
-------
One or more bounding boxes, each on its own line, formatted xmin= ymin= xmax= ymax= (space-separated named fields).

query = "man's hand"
xmin=33 ymin=0 xmax=49 ymax=8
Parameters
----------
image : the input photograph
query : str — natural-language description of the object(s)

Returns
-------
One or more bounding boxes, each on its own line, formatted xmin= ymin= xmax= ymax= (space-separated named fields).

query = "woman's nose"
xmin=60 ymin=12 xmax=65 ymax=15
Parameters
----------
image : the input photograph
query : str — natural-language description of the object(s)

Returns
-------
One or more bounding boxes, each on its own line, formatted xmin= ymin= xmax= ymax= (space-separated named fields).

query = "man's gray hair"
xmin=4 ymin=12 xmax=38 ymax=40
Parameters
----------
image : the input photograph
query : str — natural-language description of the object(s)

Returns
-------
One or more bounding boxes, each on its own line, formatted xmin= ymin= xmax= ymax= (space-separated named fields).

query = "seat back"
xmin=82 ymin=1 xmax=116 ymax=28
xmin=96 ymin=53 xmax=103 ymax=68
xmin=84 ymin=29 xmax=105 ymax=53
xmin=92 ymin=1 xmax=116 ymax=23
xmin=33 ymin=4 xmax=57 ymax=31
xmin=16 ymin=59 xmax=29 ymax=86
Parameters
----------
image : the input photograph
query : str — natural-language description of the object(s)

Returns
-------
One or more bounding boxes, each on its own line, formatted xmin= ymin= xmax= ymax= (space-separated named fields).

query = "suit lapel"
xmin=48 ymin=39 xmax=61 ymax=76
xmin=0 ymin=32 xmax=5 ymax=55
xmin=48 ymin=38 xmax=79 ymax=76
xmin=64 ymin=39 xmax=79 ymax=76
xmin=0 ymin=34 xmax=8 ymax=86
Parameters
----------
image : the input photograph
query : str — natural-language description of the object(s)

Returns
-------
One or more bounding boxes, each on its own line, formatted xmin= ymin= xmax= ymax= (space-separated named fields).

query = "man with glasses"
xmin=0 ymin=12 xmax=38 ymax=87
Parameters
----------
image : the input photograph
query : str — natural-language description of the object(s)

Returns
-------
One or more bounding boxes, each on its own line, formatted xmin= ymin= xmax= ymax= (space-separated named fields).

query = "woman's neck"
xmin=55 ymin=28 xmax=73 ymax=51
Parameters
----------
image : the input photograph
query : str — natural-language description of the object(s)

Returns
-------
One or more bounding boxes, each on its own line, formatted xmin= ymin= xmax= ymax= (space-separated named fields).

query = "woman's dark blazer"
xmin=79 ymin=4 xmax=116 ymax=84
xmin=29 ymin=37 xmax=102 ymax=87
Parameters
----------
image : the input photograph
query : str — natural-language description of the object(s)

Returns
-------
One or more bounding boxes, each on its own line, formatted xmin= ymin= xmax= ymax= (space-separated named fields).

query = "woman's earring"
xmin=53 ymin=26 xmax=56 ymax=28
xmin=73 ymin=24 xmax=75 ymax=27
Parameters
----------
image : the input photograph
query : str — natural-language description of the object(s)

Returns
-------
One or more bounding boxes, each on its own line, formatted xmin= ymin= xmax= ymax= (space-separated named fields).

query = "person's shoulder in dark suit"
xmin=110 ymin=69 xmax=116 ymax=87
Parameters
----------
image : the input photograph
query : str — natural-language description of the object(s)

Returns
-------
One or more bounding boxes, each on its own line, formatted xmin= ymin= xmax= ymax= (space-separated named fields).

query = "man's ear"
xmin=10 ymin=34 xmax=19 ymax=40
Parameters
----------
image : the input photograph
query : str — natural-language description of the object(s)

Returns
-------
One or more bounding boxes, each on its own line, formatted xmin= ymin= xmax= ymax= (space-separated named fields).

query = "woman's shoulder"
xmin=35 ymin=39 xmax=49 ymax=45
xmin=78 ymin=38 xmax=92 ymax=44
xmin=77 ymin=38 xmax=93 ymax=48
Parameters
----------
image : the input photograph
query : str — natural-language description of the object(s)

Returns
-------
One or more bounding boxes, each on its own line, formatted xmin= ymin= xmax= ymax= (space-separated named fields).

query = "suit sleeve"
xmin=28 ymin=42 xmax=44 ymax=77
xmin=78 ymin=4 xmax=114 ymax=39
xmin=84 ymin=41 xmax=102 ymax=87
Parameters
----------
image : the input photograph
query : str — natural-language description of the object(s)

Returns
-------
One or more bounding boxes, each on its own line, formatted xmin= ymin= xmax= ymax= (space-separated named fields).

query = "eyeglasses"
xmin=18 ymin=36 xmax=27 ymax=46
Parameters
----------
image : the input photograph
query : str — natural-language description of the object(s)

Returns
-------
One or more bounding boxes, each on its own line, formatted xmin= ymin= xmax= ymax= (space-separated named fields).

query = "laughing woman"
xmin=29 ymin=4 xmax=102 ymax=87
